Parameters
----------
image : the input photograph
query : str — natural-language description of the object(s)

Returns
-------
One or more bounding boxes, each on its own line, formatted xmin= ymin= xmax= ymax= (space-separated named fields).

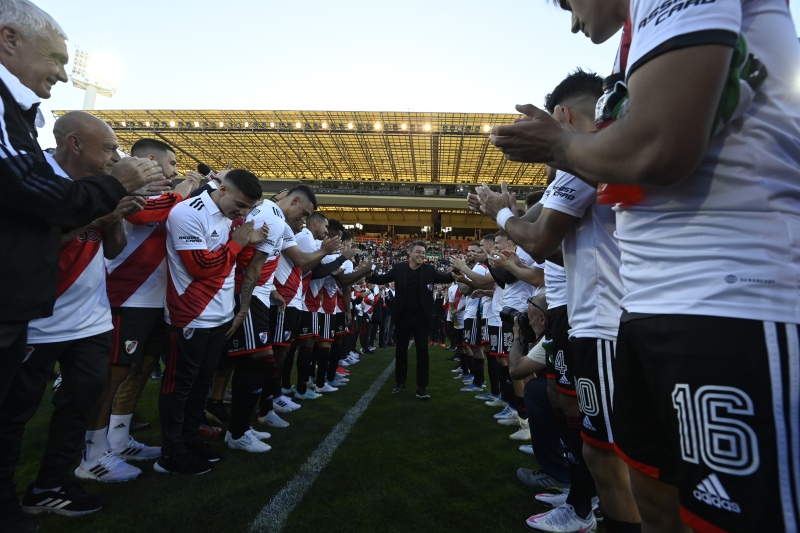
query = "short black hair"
xmin=224 ymin=169 xmax=262 ymax=200
xmin=327 ymin=219 xmax=345 ymax=233
xmin=482 ymin=233 xmax=495 ymax=242
xmin=495 ymin=229 xmax=508 ymax=239
xmin=341 ymin=230 xmax=353 ymax=242
xmin=288 ymin=184 xmax=319 ymax=210
xmin=307 ymin=212 xmax=327 ymax=225
xmin=468 ymin=242 xmax=482 ymax=248
xmin=408 ymin=240 xmax=426 ymax=251
xmin=544 ymin=68 xmax=603 ymax=116
xmin=130 ymin=138 xmax=174 ymax=157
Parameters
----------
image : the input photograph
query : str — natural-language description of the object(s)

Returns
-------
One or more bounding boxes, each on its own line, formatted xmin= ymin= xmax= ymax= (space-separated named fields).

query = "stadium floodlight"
xmin=421 ymin=226 xmax=430 ymax=233
xmin=355 ymin=223 xmax=364 ymax=230
xmin=70 ymin=48 xmax=120 ymax=110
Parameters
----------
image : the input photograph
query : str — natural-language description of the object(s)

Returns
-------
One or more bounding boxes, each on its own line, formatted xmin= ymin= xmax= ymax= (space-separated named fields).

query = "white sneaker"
xmin=485 ymin=397 xmax=507 ymax=408
xmin=493 ymin=405 xmax=516 ymax=419
xmin=349 ymin=351 xmax=359 ymax=358
xmin=111 ymin=437 xmax=161 ymax=461
xmin=345 ymin=356 xmax=358 ymax=365
xmin=510 ymin=426 xmax=531 ymax=441
xmin=313 ymin=383 xmax=338 ymax=393
xmin=327 ymin=379 xmax=347 ymax=387
xmin=258 ymin=410 xmax=290 ymax=428
xmin=226 ymin=431 xmax=271 ymax=452
xmin=273 ymin=395 xmax=300 ymax=413
xmin=248 ymin=427 xmax=271 ymax=440
xmin=525 ymin=503 xmax=596 ymax=532
xmin=498 ymin=412 xmax=521 ymax=426
xmin=535 ymin=491 xmax=600 ymax=510
xmin=74 ymin=450 xmax=142 ymax=482
xmin=339 ymin=359 xmax=351 ymax=367
xmin=519 ymin=444 xmax=535 ymax=456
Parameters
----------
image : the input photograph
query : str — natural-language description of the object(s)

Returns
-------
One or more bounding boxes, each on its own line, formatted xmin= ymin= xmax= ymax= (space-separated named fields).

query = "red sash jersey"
xmin=244 ymin=200 xmax=297 ymax=305
xmin=332 ymin=259 xmax=354 ymax=313
xmin=28 ymin=156 xmax=112 ymax=343
xmin=165 ymin=190 xmax=240 ymax=329
xmin=273 ymin=232 xmax=305 ymax=311
xmin=105 ymin=192 xmax=184 ymax=308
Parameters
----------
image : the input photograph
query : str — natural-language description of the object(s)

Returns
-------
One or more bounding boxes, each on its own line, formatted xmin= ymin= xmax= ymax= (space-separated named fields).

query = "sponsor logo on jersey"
xmin=183 ymin=327 xmax=195 ymax=339
xmin=693 ymin=473 xmax=741 ymax=514
xmin=259 ymin=332 xmax=269 ymax=344
xmin=211 ymin=230 xmax=219 ymax=238
xmin=232 ymin=339 xmax=239 ymax=348
xmin=179 ymin=235 xmax=202 ymax=243
xmin=77 ymin=229 xmax=103 ymax=242
xmin=125 ymin=340 xmax=138 ymax=354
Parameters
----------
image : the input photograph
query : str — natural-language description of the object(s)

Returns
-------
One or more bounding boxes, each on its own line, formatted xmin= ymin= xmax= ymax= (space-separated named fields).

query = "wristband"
xmin=496 ymin=208 xmax=514 ymax=230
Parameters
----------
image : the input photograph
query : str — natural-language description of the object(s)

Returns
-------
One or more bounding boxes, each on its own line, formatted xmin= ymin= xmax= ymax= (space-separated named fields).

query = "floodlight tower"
xmin=70 ymin=48 xmax=118 ymax=110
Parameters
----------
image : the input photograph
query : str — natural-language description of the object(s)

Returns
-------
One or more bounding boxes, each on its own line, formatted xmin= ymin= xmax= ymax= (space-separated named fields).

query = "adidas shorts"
xmin=268 ymin=305 xmax=301 ymax=347
xmin=297 ymin=310 xmax=320 ymax=339
xmin=315 ymin=313 xmax=335 ymax=342
xmin=464 ymin=318 xmax=481 ymax=347
xmin=227 ymin=294 xmax=272 ymax=356
xmin=481 ymin=318 xmax=490 ymax=344
xmin=333 ymin=312 xmax=348 ymax=336
xmin=488 ymin=324 xmax=512 ymax=356
xmin=110 ymin=307 xmax=165 ymax=365
xmin=545 ymin=305 xmax=575 ymax=394
xmin=612 ymin=314 xmax=800 ymax=533
xmin=571 ymin=337 xmax=615 ymax=450
xmin=452 ymin=327 xmax=465 ymax=348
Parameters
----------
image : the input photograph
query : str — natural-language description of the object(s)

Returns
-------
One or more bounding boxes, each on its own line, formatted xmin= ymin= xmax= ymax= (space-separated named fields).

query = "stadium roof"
xmin=53 ymin=110 xmax=548 ymax=187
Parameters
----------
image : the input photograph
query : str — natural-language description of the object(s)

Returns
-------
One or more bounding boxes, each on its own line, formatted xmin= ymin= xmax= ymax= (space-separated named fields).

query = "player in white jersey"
xmin=488 ymin=2 xmax=800 ymax=523
xmin=311 ymin=220 xmax=370 ymax=390
xmin=0 ymin=112 xmax=150 ymax=518
xmin=478 ymin=72 xmax=637 ymax=532
xmin=79 ymin=139 xmax=200 ymax=475
xmin=224 ymin=187 xmax=340 ymax=446
xmin=156 ymin=170 xmax=266 ymax=473
xmin=450 ymin=243 xmax=495 ymax=392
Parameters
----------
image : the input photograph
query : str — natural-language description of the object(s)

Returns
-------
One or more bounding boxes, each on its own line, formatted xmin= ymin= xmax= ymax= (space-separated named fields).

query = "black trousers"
xmin=0 ymin=321 xmax=29 ymax=408
xmin=525 ymin=376 xmax=569 ymax=483
xmin=394 ymin=320 xmax=430 ymax=388
xmin=0 ymin=331 xmax=110 ymax=506
xmin=160 ymin=323 xmax=228 ymax=457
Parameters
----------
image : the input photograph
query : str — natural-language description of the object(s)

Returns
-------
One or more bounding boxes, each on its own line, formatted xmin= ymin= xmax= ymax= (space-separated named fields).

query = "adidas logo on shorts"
xmin=693 ymin=473 xmax=741 ymax=514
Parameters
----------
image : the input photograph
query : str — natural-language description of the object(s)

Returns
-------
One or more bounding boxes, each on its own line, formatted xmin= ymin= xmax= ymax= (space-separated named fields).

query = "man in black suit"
xmin=368 ymin=241 xmax=454 ymax=399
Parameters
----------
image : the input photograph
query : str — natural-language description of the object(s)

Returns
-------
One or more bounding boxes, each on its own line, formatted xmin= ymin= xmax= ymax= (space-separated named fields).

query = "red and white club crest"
xmin=125 ymin=340 xmax=138 ymax=354
xmin=259 ymin=332 xmax=269 ymax=344
xmin=183 ymin=328 xmax=195 ymax=340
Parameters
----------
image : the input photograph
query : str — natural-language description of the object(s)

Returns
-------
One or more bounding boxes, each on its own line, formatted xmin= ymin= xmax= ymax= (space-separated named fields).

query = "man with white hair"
xmin=0 ymin=0 xmax=166 ymax=409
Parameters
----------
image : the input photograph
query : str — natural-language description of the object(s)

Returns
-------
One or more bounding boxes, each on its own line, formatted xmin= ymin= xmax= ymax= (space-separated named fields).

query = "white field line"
xmin=248 ymin=359 xmax=395 ymax=533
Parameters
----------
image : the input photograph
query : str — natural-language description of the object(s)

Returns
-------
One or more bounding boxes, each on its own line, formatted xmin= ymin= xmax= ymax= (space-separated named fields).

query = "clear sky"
xmin=34 ymin=0 xmax=800 ymax=150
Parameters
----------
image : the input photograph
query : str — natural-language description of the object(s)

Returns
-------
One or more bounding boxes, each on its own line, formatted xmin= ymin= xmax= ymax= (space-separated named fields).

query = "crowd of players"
xmin=2 ymin=1 xmax=800 ymax=533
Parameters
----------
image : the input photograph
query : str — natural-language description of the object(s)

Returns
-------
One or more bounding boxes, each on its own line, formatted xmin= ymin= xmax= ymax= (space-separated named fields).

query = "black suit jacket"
xmin=370 ymin=263 xmax=453 ymax=326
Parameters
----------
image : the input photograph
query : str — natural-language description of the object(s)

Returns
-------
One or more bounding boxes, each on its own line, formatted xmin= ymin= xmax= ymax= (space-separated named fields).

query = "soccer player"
xmin=490 ymin=1 xmax=800 ymax=530
xmin=224 ymin=187 xmax=338 ymax=449
xmin=80 ymin=139 xmax=200 ymax=475
xmin=156 ymin=169 xmax=266 ymax=473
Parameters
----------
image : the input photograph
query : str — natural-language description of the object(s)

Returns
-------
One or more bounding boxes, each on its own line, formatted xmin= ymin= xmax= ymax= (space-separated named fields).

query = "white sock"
xmin=85 ymin=427 xmax=109 ymax=462
xmin=107 ymin=413 xmax=133 ymax=451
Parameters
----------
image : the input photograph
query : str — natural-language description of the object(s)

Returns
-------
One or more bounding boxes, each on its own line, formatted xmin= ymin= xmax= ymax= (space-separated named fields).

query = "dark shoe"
xmin=391 ymin=383 xmax=406 ymax=394
xmin=415 ymin=388 xmax=431 ymax=400
xmin=0 ymin=506 xmax=37 ymax=532
xmin=187 ymin=441 xmax=222 ymax=463
xmin=21 ymin=482 xmax=105 ymax=517
xmin=204 ymin=399 xmax=229 ymax=425
xmin=153 ymin=453 xmax=212 ymax=475
xmin=130 ymin=420 xmax=152 ymax=433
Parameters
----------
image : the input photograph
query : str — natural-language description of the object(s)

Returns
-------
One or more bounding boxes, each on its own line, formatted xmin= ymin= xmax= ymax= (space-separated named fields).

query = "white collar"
xmin=0 ymin=64 xmax=46 ymax=128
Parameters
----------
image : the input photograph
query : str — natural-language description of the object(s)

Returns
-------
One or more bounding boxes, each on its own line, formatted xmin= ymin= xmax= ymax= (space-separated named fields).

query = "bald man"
xmin=0 ymin=111 xmax=148 ymax=523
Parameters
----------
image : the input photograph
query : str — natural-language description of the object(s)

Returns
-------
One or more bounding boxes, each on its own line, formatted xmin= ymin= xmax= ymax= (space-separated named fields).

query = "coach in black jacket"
xmin=369 ymin=241 xmax=453 ymax=399
xmin=0 ymin=4 xmax=165 ymax=411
